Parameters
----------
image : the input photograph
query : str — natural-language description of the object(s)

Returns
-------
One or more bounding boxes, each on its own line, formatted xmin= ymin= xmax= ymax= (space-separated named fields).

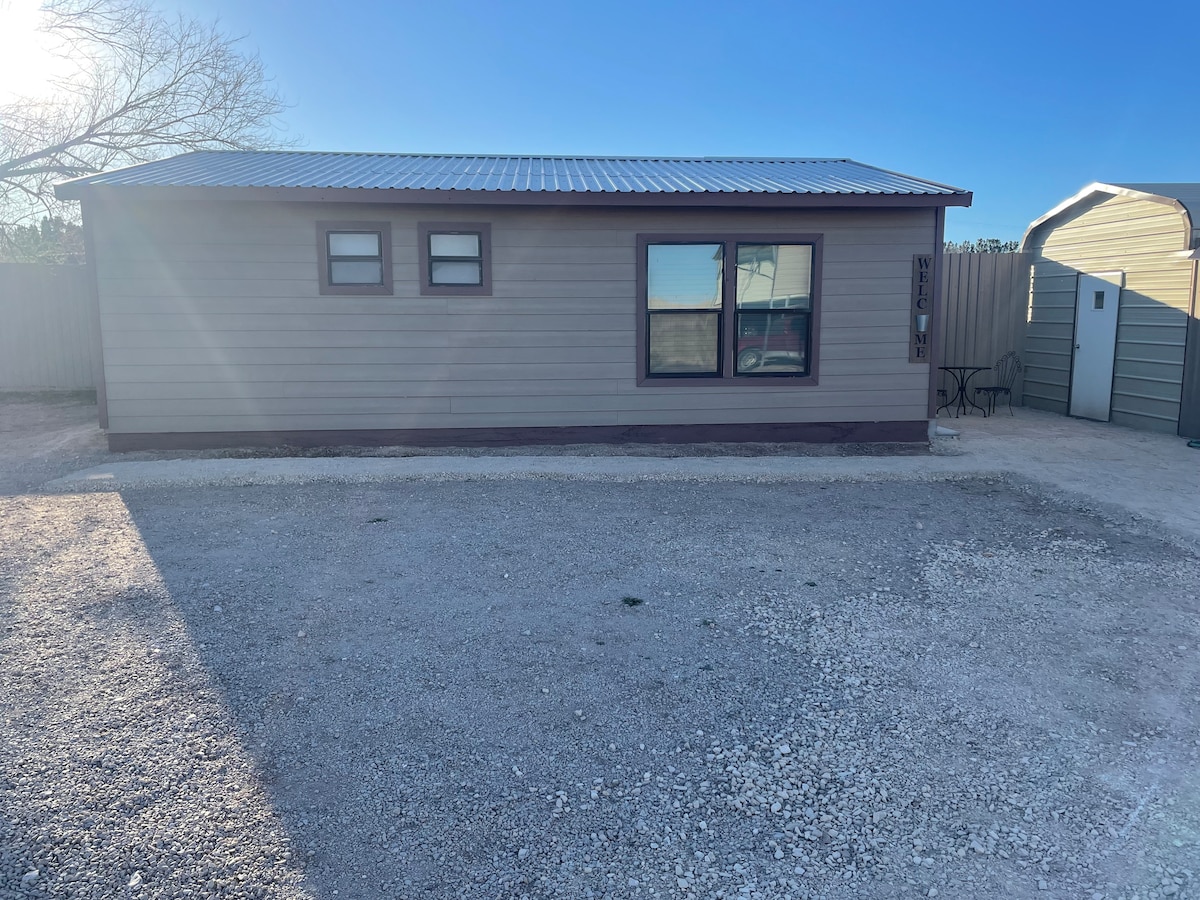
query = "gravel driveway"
xmin=4 ymin=456 xmax=1200 ymax=899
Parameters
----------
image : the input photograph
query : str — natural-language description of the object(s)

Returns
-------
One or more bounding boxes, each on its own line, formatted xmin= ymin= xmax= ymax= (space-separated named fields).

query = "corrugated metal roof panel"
xmin=57 ymin=151 xmax=968 ymax=197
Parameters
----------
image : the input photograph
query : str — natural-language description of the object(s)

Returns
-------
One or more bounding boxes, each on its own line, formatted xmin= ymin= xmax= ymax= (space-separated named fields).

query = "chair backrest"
xmin=993 ymin=351 xmax=1022 ymax=389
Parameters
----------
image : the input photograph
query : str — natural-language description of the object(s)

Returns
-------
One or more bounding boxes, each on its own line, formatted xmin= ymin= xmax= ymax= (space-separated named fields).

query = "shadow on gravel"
xmin=5 ymin=479 xmax=1199 ymax=899
xmin=103 ymin=478 xmax=1200 ymax=899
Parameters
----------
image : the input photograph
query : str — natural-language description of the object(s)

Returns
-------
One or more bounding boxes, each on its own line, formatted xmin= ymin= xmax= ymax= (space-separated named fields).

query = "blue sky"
xmin=168 ymin=0 xmax=1199 ymax=241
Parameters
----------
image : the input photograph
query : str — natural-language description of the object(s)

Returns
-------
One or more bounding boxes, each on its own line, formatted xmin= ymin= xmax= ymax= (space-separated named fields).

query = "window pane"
xmin=736 ymin=311 xmax=808 ymax=374
xmin=431 ymin=260 xmax=483 ymax=285
xmin=648 ymin=313 xmax=719 ymax=374
xmin=430 ymin=233 xmax=481 ymax=258
xmin=328 ymin=232 xmax=380 ymax=257
xmin=330 ymin=260 xmax=383 ymax=284
xmin=736 ymin=244 xmax=812 ymax=310
xmin=648 ymin=244 xmax=723 ymax=310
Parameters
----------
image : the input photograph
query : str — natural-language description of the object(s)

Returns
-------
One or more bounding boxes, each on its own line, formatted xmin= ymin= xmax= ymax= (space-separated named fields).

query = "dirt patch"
xmin=0 ymin=393 xmax=109 ymax=495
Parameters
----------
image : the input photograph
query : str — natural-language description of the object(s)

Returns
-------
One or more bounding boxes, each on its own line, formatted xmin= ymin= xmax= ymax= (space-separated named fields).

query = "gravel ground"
xmin=3 ymin=469 xmax=1200 ymax=899
xmin=3 ymin=393 xmax=1200 ymax=899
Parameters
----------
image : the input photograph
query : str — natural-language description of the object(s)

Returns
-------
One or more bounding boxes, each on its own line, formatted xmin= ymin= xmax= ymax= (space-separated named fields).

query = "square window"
xmin=638 ymin=234 xmax=820 ymax=383
xmin=317 ymin=222 xmax=392 ymax=296
xmin=419 ymin=222 xmax=492 ymax=296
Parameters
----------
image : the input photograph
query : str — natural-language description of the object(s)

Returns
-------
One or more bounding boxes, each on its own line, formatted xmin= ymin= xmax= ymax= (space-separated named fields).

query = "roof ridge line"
xmin=185 ymin=150 xmax=853 ymax=163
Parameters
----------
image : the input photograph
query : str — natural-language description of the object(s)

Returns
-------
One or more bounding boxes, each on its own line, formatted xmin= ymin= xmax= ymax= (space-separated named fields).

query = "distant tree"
xmin=0 ymin=215 xmax=86 ymax=263
xmin=0 ymin=0 xmax=292 ymax=231
xmin=943 ymin=238 xmax=1021 ymax=253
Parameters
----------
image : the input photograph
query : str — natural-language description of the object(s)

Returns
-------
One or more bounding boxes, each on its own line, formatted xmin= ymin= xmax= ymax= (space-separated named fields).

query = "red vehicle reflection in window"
xmin=736 ymin=310 xmax=808 ymax=374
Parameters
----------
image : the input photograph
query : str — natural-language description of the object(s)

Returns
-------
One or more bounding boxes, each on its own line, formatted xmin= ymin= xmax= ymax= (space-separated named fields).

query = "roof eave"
xmin=56 ymin=182 xmax=973 ymax=208
xmin=54 ymin=181 xmax=82 ymax=201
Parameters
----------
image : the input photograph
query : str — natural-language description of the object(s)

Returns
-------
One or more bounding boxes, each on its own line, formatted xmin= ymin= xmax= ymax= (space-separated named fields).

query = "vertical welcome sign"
xmin=910 ymin=254 xmax=933 ymax=363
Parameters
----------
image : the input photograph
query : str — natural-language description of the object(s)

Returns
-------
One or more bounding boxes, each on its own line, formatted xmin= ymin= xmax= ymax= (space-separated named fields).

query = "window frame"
xmin=317 ymin=221 xmax=393 ymax=296
xmin=636 ymin=232 xmax=822 ymax=386
xmin=418 ymin=221 xmax=492 ymax=296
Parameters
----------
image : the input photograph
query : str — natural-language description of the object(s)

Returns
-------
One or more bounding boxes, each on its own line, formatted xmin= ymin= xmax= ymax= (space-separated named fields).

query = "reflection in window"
xmin=736 ymin=244 xmax=812 ymax=311
xmin=647 ymin=244 xmax=723 ymax=309
xmin=644 ymin=240 xmax=815 ymax=379
xmin=735 ymin=244 xmax=812 ymax=373
xmin=647 ymin=244 xmax=723 ymax=375
xmin=649 ymin=313 xmax=720 ymax=374
xmin=736 ymin=310 xmax=808 ymax=373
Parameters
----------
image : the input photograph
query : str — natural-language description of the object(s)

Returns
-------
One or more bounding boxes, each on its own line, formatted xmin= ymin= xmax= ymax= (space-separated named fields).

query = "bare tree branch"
xmin=0 ymin=0 xmax=294 ymax=227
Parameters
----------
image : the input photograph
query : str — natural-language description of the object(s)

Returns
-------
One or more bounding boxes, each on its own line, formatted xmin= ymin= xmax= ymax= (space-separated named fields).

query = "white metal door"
xmin=1069 ymin=272 xmax=1123 ymax=421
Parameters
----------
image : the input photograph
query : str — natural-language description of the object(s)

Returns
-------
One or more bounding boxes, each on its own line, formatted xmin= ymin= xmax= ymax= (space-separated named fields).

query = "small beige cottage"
xmin=56 ymin=152 xmax=971 ymax=450
xmin=1022 ymin=183 xmax=1200 ymax=438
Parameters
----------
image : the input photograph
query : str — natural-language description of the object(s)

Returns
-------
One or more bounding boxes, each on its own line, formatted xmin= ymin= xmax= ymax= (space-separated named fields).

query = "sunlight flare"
xmin=0 ymin=0 xmax=76 ymax=100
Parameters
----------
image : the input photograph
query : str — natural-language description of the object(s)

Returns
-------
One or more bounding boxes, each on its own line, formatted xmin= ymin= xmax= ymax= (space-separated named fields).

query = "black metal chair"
xmin=974 ymin=351 xmax=1021 ymax=415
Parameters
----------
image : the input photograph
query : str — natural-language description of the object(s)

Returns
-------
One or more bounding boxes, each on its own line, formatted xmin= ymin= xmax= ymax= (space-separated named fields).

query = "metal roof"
xmin=1021 ymin=182 xmax=1200 ymax=251
xmin=55 ymin=151 xmax=969 ymax=200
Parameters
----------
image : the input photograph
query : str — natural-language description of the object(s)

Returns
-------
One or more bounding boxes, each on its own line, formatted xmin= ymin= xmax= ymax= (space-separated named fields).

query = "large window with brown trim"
xmin=418 ymin=222 xmax=492 ymax=296
xmin=637 ymin=233 xmax=821 ymax=383
xmin=317 ymin=221 xmax=393 ymax=296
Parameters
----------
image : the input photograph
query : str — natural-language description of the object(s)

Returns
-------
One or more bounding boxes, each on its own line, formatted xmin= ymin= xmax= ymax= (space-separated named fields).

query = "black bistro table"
xmin=937 ymin=365 xmax=990 ymax=417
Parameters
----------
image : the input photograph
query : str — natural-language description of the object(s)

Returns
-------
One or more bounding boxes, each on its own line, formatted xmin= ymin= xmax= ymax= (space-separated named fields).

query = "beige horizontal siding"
xmin=1029 ymin=305 xmax=1076 ymax=326
xmin=96 ymin=318 xmax=913 ymax=351
xmin=96 ymin=278 xmax=642 ymax=300
xmin=109 ymin=382 xmax=928 ymax=420
xmin=1025 ymin=192 xmax=1192 ymax=425
xmin=97 ymin=286 xmax=916 ymax=321
xmin=90 ymin=196 xmax=937 ymax=435
xmin=103 ymin=329 xmax=632 ymax=350
xmin=91 ymin=202 xmax=933 ymax=245
xmin=105 ymin=363 xmax=636 ymax=384
xmin=822 ymin=328 xmax=908 ymax=347
xmin=106 ymin=379 xmax=623 ymax=401
xmin=104 ymin=358 xmax=923 ymax=388
xmin=104 ymin=345 xmax=633 ymax=367
xmin=96 ymin=272 xmax=922 ymax=300
xmin=104 ymin=310 xmax=632 ymax=331
xmin=1030 ymin=271 xmax=1078 ymax=289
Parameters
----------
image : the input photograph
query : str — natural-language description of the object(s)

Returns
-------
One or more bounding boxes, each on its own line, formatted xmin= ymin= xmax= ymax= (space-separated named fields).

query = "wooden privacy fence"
xmin=939 ymin=252 xmax=1032 ymax=404
xmin=0 ymin=263 xmax=98 ymax=390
